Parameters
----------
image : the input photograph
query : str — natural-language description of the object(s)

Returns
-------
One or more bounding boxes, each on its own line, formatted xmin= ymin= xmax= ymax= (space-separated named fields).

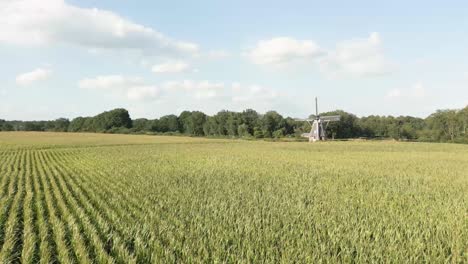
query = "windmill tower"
xmin=296 ymin=97 xmax=341 ymax=142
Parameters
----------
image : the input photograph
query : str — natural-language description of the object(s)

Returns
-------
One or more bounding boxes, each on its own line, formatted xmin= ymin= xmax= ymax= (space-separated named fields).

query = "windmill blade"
xmin=320 ymin=115 xmax=340 ymax=122
xmin=294 ymin=118 xmax=314 ymax=122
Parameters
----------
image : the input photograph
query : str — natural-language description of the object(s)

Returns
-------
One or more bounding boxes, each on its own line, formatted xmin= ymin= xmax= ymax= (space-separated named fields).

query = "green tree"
xmin=158 ymin=115 xmax=180 ymax=132
xmin=253 ymin=127 xmax=264 ymax=138
xmin=261 ymin=111 xmax=284 ymax=138
xmin=237 ymin=124 xmax=251 ymax=137
xmin=322 ymin=110 xmax=360 ymax=139
xmin=52 ymin=118 xmax=70 ymax=132
xmin=226 ymin=112 xmax=241 ymax=137
xmin=132 ymin=118 xmax=152 ymax=132
xmin=179 ymin=111 xmax=207 ymax=136
xmin=273 ymin=128 xmax=285 ymax=138
xmin=240 ymin=109 xmax=259 ymax=135
xmin=426 ymin=110 xmax=460 ymax=141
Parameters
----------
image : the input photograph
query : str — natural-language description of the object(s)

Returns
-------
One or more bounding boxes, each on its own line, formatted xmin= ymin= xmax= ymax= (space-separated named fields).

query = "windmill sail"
xmin=296 ymin=97 xmax=341 ymax=142
xmin=320 ymin=115 xmax=341 ymax=122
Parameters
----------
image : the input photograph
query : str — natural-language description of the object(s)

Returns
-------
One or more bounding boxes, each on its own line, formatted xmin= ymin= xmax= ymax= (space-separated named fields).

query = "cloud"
xmin=231 ymin=83 xmax=279 ymax=102
xmin=0 ymin=0 xmax=198 ymax=56
xmin=78 ymin=76 xmax=227 ymax=101
xmin=163 ymin=80 xmax=224 ymax=99
xmin=77 ymin=75 xmax=283 ymax=108
xmin=79 ymin=75 xmax=161 ymax=101
xmin=387 ymin=82 xmax=426 ymax=99
xmin=126 ymin=86 xmax=160 ymax=101
xmin=152 ymin=61 xmax=191 ymax=74
xmin=78 ymin=75 xmax=144 ymax=90
xmin=247 ymin=33 xmax=393 ymax=78
xmin=16 ymin=68 xmax=53 ymax=86
xmin=321 ymin=32 xmax=392 ymax=77
xmin=247 ymin=37 xmax=323 ymax=65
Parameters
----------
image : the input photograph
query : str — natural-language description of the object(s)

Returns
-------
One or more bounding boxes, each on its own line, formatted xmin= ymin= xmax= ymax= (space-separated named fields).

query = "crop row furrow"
xmin=0 ymin=149 xmax=27 ymax=263
xmin=35 ymin=150 xmax=75 ymax=263
xmin=44 ymin=150 xmax=117 ymax=263
xmin=31 ymin=150 xmax=54 ymax=264
xmin=0 ymin=150 xmax=20 ymax=174
xmin=47 ymin=150 xmax=136 ymax=263
xmin=0 ymin=149 xmax=21 ymax=202
xmin=71 ymin=154 xmax=163 ymax=242
xmin=65 ymin=151 xmax=154 ymax=226
xmin=40 ymin=150 xmax=93 ymax=264
xmin=21 ymin=150 xmax=37 ymax=264
xmin=0 ymin=170 xmax=16 ymax=237
xmin=64 ymin=151 xmax=178 ymax=261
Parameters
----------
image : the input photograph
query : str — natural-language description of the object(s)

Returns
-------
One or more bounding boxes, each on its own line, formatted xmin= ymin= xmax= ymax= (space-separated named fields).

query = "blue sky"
xmin=1 ymin=0 xmax=467 ymax=120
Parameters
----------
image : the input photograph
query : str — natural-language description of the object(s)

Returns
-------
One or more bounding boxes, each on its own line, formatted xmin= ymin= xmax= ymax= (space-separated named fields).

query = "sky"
xmin=1 ymin=0 xmax=467 ymax=120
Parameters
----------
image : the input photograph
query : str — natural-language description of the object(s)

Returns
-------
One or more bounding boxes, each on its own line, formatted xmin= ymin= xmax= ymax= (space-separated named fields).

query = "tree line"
xmin=1 ymin=106 xmax=467 ymax=143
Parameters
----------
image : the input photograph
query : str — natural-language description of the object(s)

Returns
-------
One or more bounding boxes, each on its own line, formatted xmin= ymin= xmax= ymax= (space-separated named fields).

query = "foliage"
xmin=2 ymin=105 xmax=468 ymax=143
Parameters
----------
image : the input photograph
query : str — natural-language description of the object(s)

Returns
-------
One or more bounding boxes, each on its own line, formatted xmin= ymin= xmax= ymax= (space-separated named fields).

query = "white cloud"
xmin=247 ymin=37 xmax=323 ymax=65
xmin=163 ymin=80 xmax=224 ymax=99
xmin=387 ymin=81 xmax=426 ymax=99
xmin=152 ymin=61 xmax=191 ymax=74
xmin=231 ymin=83 xmax=279 ymax=102
xmin=16 ymin=68 xmax=53 ymax=86
xmin=321 ymin=32 xmax=392 ymax=77
xmin=78 ymin=75 xmax=160 ymax=101
xmin=247 ymin=33 xmax=393 ymax=78
xmin=78 ymin=76 xmax=226 ymax=101
xmin=0 ymin=0 xmax=198 ymax=56
xmin=78 ymin=75 xmax=143 ymax=90
xmin=126 ymin=86 xmax=160 ymax=101
xmin=77 ymin=74 xmax=284 ymax=109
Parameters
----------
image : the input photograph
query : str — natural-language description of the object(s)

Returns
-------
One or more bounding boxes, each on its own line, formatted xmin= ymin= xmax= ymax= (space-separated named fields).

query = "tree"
xmin=95 ymin=108 xmax=132 ymax=131
xmin=68 ymin=109 xmax=131 ymax=132
xmin=132 ymin=118 xmax=152 ymax=132
xmin=211 ymin=111 xmax=230 ymax=136
xmin=52 ymin=118 xmax=70 ymax=132
xmin=226 ymin=112 xmax=241 ymax=137
xmin=237 ymin=124 xmax=251 ymax=137
xmin=253 ymin=127 xmax=264 ymax=138
xmin=261 ymin=111 xmax=284 ymax=138
xmin=189 ymin=111 xmax=207 ymax=136
xmin=0 ymin=119 xmax=13 ymax=131
xmin=283 ymin=117 xmax=297 ymax=136
xmin=178 ymin=111 xmax=192 ymax=134
xmin=69 ymin=117 xmax=86 ymax=132
xmin=158 ymin=115 xmax=180 ymax=132
xmin=426 ymin=110 xmax=460 ymax=141
xmin=23 ymin=121 xmax=45 ymax=131
xmin=203 ymin=116 xmax=217 ymax=136
xmin=322 ymin=110 xmax=360 ymax=139
xmin=457 ymin=106 xmax=468 ymax=135
xmin=240 ymin=109 xmax=259 ymax=135
xmin=179 ymin=111 xmax=206 ymax=136
xmin=273 ymin=129 xmax=284 ymax=138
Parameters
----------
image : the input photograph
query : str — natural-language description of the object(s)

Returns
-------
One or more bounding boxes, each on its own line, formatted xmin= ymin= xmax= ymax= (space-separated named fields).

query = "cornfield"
xmin=0 ymin=132 xmax=467 ymax=263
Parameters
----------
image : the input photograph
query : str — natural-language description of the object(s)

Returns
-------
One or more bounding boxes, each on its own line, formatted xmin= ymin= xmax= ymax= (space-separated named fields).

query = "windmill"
xmin=295 ymin=97 xmax=341 ymax=142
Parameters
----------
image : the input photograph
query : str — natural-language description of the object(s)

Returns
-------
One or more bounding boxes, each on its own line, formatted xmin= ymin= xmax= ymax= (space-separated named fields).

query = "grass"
xmin=0 ymin=132 xmax=466 ymax=263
